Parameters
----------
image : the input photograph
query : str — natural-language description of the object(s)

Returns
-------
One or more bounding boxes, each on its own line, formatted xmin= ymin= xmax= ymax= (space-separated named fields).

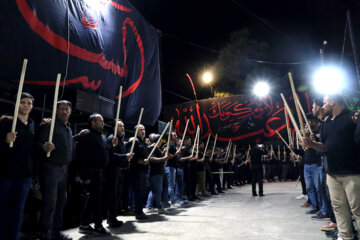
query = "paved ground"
xmin=64 ymin=182 xmax=330 ymax=240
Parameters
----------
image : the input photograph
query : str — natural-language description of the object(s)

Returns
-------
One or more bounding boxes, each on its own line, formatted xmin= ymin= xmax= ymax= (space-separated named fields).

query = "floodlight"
xmin=313 ymin=66 xmax=345 ymax=95
xmin=253 ymin=81 xmax=270 ymax=97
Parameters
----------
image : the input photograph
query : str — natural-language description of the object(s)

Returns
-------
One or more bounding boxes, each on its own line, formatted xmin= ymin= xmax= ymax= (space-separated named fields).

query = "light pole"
xmin=202 ymin=71 xmax=214 ymax=98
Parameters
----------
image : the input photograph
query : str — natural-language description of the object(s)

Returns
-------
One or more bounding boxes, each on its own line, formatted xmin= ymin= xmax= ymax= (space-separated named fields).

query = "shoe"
xmin=252 ymin=193 xmax=258 ymax=197
xmin=296 ymin=194 xmax=307 ymax=200
xmin=162 ymin=202 xmax=171 ymax=208
xmin=157 ymin=208 xmax=169 ymax=214
xmin=321 ymin=222 xmax=337 ymax=231
xmin=227 ymin=186 xmax=234 ymax=189
xmin=79 ymin=225 xmax=95 ymax=235
xmin=301 ymin=202 xmax=311 ymax=208
xmin=136 ymin=214 xmax=149 ymax=220
xmin=170 ymin=203 xmax=182 ymax=208
xmin=259 ymin=194 xmax=265 ymax=197
xmin=144 ymin=208 xmax=157 ymax=214
xmin=311 ymin=212 xmax=329 ymax=220
xmin=94 ymin=226 xmax=111 ymax=235
xmin=194 ymin=196 xmax=201 ymax=200
xmin=211 ymin=192 xmax=218 ymax=195
xmin=306 ymin=209 xmax=319 ymax=214
xmin=218 ymin=191 xmax=225 ymax=194
xmin=107 ymin=219 xmax=123 ymax=228
xmin=52 ymin=232 xmax=73 ymax=240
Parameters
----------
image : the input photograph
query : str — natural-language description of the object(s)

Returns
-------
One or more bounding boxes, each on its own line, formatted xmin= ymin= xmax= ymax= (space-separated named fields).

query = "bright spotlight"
xmin=253 ymin=81 xmax=270 ymax=97
xmin=202 ymin=72 xmax=213 ymax=84
xmin=313 ymin=67 xmax=345 ymax=95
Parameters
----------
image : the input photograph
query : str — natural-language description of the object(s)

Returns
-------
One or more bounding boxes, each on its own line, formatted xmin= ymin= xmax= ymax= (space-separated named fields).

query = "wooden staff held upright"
xmin=47 ymin=74 xmax=61 ymax=158
xmin=10 ymin=59 xmax=28 ymax=148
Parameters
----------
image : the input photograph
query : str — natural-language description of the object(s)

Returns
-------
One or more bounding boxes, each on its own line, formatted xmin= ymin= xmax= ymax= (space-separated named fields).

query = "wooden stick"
xmin=288 ymin=72 xmax=304 ymax=135
xmin=280 ymin=93 xmax=302 ymax=141
xmin=225 ymin=141 xmax=232 ymax=163
xmin=296 ymin=131 xmax=299 ymax=149
xmin=284 ymin=107 xmax=292 ymax=145
xmin=225 ymin=141 xmax=232 ymax=160
xmin=47 ymin=74 xmax=61 ymax=158
xmin=196 ymin=125 xmax=200 ymax=156
xmin=10 ymin=59 xmax=28 ymax=147
xmin=130 ymin=108 xmax=144 ymax=154
xmin=295 ymin=97 xmax=313 ymax=135
xmin=233 ymin=144 xmax=237 ymax=159
xmin=203 ymin=134 xmax=211 ymax=158
xmin=191 ymin=126 xmax=199 ymax=156
xmin=210 ymin=134 xmax=218 ymax=160
xmin=165 ymin=120 xmax=173 ymax=156
xmin=212 ymin=171 xmax=234 ymax=174
xmin=275 ymin=130 xmax=296 ymax=155
xmin=113 ymin=86 xmax=123 ymax=146
xmin=179 ymin=119 xmax=189 ymax=150
xmin=145 ymin=122 xmax=170 ymax=161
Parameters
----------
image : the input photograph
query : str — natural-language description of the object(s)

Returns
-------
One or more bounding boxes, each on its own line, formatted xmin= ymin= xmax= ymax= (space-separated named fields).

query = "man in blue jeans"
xmin=165 ymin=132 xmax=181 ymax=207
xmin=300 ymin=114 xmax=324 ymax=216
xmin=0 ymin=93 xmax=35 ymax=240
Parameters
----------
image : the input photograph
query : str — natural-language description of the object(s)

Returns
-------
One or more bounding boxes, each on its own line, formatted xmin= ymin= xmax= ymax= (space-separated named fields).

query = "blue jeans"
xmin=165 ymin=167 xmax=176 ymax=204
xmin=0 ymin=178 xmax=32 ymax=240
xmin=146 ymin=175 xmax=163 ymax=209
xmin=175 ymin=168 xmax=184 ymax=202
xmin=304 ymin=164 xmax=320 ymax=210
xmin=161 ymin=172 xmax=168 ymax=205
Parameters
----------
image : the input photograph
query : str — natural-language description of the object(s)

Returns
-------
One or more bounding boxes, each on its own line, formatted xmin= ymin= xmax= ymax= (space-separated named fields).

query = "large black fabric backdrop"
xmin=0 ymin=0 xmax=161 ymax=125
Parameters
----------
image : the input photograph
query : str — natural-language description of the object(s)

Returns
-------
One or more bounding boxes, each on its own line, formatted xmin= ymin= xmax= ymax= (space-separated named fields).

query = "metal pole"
xmin=347 ymin=10 xmax=360 ymax=87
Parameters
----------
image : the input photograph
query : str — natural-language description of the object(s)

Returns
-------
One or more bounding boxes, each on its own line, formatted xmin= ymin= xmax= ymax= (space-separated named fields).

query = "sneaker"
xmin=162 ymin=202 xmax=171 ymax=208
xmin=94 ymin=226 xmax=111 ymax=235
xmin=170 ymin=203 xmax=182 ymax=208
xmin=136 ymin=213 xmax=149 ymax=220
xmin=321 ymin=222 xmax=337 ymax=231
xmin=301 ymin=202 xmax=311 ymax=208
xmin=107 ymin=219 xmax=123 ymax=228
xmin=157 ymin=208 xmax=169 ymax=214
xmin=311 ymin=212 xmax=329 ymax=220
xmin=52 ymin=232 xmax=73 ymax=240
xmin=78 ymin=225 xmax=95 ymax=235
xmin=306 ymin=209 xmax=319 ymax=214
xmin=296 ymin=194 xmax=307 ymax=200
xmin=144 ymin=208 xmax=157 ymax=214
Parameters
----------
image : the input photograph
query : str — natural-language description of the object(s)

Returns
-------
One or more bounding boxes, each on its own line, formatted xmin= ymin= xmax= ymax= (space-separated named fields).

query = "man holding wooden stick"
xmin=105 ymin=120 xmax=134 ymax=228
xmin=0 ymin=92 xmax=35 ymax=240
xmin=303 ymin=94 xmax=360 ymax=240
xmin=37 ymin=100 xmax=73 ymax=240
xmin=128 ymin=124 xmax=149 ymax=220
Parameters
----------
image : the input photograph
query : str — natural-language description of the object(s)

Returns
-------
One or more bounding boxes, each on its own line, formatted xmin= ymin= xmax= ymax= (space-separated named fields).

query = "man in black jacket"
xmin=0 ymin=93 xmax=35 ymax=240
xmin=105 ymin=120 xmax=133 ymax=227
xmin=37 ymin=100 xmax=73 ymax=240
xmin=128 ymin=124 xmax=149 ymax=220
xmin=77 ymin=113 xmax=111 ymax=235
xmin=303 ymin=94 xmax=360 ymax=240
xmin=249 ymin=143 xmax=266 ymax=197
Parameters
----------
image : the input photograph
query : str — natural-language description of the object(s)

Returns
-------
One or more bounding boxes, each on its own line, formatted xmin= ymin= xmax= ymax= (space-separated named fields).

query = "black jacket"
xmin=0 ymin=118 xmax=35 ymax=178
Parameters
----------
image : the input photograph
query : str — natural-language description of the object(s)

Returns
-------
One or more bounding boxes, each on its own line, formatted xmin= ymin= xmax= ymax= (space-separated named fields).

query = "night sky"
xmin=131 ymin=0 xmax=360 ymax=105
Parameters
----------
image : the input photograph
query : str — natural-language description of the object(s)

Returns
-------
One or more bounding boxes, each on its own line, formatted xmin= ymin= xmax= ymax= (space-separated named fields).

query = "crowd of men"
xmin=1 ymin=92 xmax=360 ymax=240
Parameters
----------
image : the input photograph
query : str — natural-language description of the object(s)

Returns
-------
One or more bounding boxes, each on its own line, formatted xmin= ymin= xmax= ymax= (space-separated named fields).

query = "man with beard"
xmin=128 ymin=124 xmax=149 ymax=220
xmin=105 ymin=120 xmax=134 ymax=227
xmin=77 ymin=113 xmax=111 ymax=235
xmin=303 ymin=94 xmax=360 ymax=240
xmin=37 ymin=100 xmax=73 ymax=240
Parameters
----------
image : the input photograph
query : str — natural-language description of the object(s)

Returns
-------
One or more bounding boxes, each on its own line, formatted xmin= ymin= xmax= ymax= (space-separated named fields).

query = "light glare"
xmin=203 ymin=72 xmax=213 ymax=84
xmin=253 ymin=81 xmax=270 ymax=97
xmin=313 ymin=67 xmax=345 ymax=95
